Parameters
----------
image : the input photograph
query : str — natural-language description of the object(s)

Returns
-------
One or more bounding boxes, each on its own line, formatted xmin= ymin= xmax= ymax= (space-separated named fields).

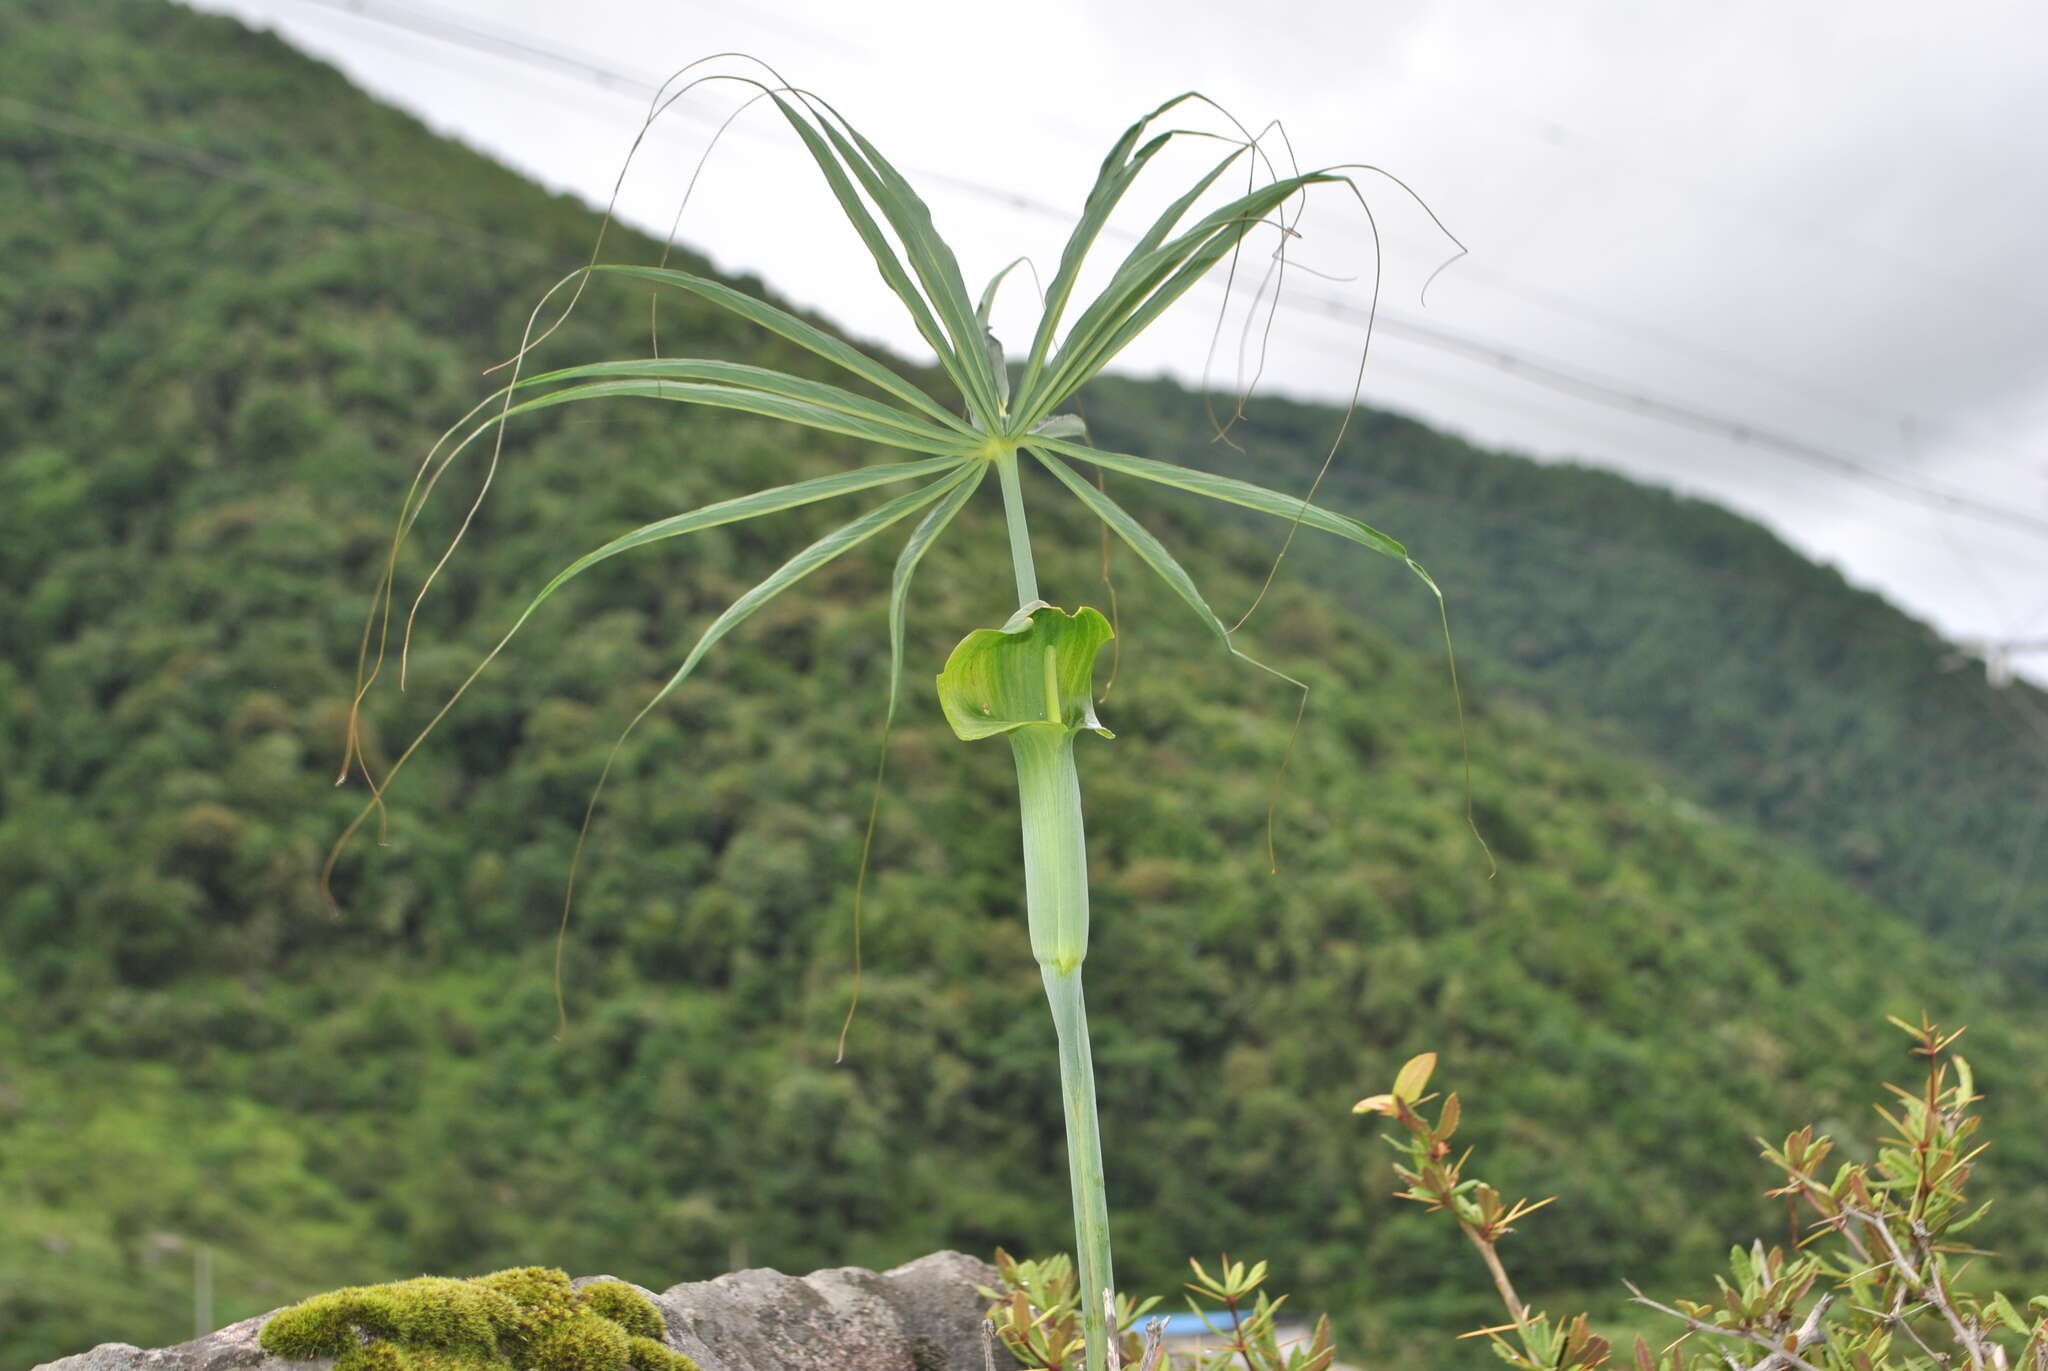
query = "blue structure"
xmin=1155 ymin=1310 xmax=1242 ymax=1338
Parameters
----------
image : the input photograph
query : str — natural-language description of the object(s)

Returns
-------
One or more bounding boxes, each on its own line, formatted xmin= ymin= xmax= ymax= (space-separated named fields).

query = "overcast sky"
xmin=188 ymin=0 xmax=2048 ymax=680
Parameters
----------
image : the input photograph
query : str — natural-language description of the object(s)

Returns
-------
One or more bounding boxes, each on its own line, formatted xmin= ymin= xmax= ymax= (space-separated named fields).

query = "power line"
xmin=1284 ymin=293 xmax=2048 ymax=540
xmin=261 ymin=0 xmax=2048 ymax=546
xmin=1431 ymin=257 xmax=2038 ymax=465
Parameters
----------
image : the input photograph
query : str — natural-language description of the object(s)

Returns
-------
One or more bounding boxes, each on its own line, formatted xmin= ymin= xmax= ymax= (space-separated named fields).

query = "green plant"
xmin=979 ymin=1247 xmax=1161 ymax=1369
xmin=1357 ymin=1053 xmax=1609 ymax=1370
xmin=1360 ymin=1019 xmax=2048 ymax=1371
xmin=981 ymin=1248 xmax=1332 ymax=1371
xmin=258 ymin=1268 xmax=694 ymax=1371
xmin=1178 ymin=1256 xmax=1337 ymax=1371
xmin=334 ymin=64 xmax=1448 ymax=1371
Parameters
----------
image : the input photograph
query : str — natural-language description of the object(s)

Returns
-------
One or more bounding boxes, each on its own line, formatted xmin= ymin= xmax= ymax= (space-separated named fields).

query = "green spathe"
xmin=936 ymin=604 xmax=1114 ymax=743
xmin=936 ymin=605 xmax=1114 ymax=974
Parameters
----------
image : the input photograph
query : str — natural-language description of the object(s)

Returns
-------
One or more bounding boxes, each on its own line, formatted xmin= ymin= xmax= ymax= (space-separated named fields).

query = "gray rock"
xmin=30 ymin=1313 xmax=329 ymax=1371
xmin=874 ymin=1252 xmax=1007 ymax=1371
xmin=647 ymin=1250 xmax=1003 ymax=1371
xmin=33 ymin=1252 xmax=1002 ymax=1371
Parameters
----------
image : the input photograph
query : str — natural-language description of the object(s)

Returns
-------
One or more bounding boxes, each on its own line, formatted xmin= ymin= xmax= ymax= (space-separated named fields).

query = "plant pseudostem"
xmin=939 ymin=603 xmax=1118 ymax=1368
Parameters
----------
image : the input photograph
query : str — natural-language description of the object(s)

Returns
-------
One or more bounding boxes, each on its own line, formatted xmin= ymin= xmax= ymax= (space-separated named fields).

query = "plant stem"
xmin=996 ymin=449 xmax=1040 ymax=606
xmin=1044 ymin=965 xmax=1113 ymax=1371
xmin=993 ymin=455 xmax=1112 ymax=1371
xmin=1462 ymin=1224 xmax=1530 ymax=1338
xmin=1011 ymin=726 xmax=1115 ymax=1371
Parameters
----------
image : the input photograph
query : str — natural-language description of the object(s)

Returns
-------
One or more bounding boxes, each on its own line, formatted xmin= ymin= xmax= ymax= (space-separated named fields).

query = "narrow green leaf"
xmin=637 ymin=464 xmax=978 ymax=716
xmin=838 ymin=460 xmax=985 ymax=1062
xmin=1016 ymin=93 xmax=1196 ymax=398
xmin=814 ymin=106 xmax=1008 ymax=423
xmin=976 ymin=258 xmax=1033 ymax=415
xmin=514 ymin=358 xmax=975 ymax=449
xmin=504 ymin=457 xmax=965 ymax=649
xmin=984 ymin=329 xmax=1010 ymax=413
xmin=1032 ymin=448 xmax=1231 ymax=647
xmin=883 ymin=462 xmax=986 ymax=724
xmin=1032 ymin=434 xmax=1407 ymax=559
xmin=765 ymin=94 xmax=998 ymax=424
xmin=1116 ymin=140 xmax=1252 ymax=271
xmin=497 ymin=377 xmax=977 ymax=455
xmin=1025 ymin=172 xmax=1340 ymax=419
xmin=323 ymin=457 xmax=964 ymax=879
xmin=1030 ymin=414 xmax=1089 ymax=443
xmin=977 ymin=256 xmax=1033 ymax=327
xmin=587 ymin=264 xmax=964 ymax=428
xmin=1034 ymin=447 xmax=1315 ymax=881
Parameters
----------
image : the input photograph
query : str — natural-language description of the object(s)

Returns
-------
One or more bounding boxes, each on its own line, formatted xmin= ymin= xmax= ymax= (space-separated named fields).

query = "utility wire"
xmin=262 ymin=0 xmax=2048 ymax=545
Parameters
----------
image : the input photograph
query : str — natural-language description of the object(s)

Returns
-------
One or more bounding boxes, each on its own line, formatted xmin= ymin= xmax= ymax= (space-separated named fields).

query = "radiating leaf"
xmin=765 ymin=94 xmax=1001 ymax=424
xmin=1032 ymin=434 xmax=1406 ymax=559
xmin=1116 ymin=140 xmax=1252 ymax=272
xmin=588 ymin=264 xmax=961 ymax=426
xmin=494 ymin=377 xmax=977 ymax=455
xmin=513 ymin=357 xmax=974 ymax=449
xmin=884 ymin=462 xmax=986 ymax=721
xmin=818 ymin=104 xmax=999 ymax=407
xmin=1016 ymin=94 xmax=1191 ymax=397
xmin=1032 ymin=448 xmax=1231 ymax=648
xmin=1021 ymin=173 xmax=1341 ymax=421
xmin=635 ymin=464 xmax=980 ymax=717
xmin=1030 ymin=414 xmax=1089 ymax=442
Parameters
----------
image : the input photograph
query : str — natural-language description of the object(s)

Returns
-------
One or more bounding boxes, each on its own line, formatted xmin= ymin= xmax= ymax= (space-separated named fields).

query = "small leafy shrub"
xmin=1357 ymin=1016 xmax=2048 ymax=1370
xmin=981 ymin=1247 xmax=1332 ymax=1371
xmin=258 ymin=1267 xmax=694 ymax=1371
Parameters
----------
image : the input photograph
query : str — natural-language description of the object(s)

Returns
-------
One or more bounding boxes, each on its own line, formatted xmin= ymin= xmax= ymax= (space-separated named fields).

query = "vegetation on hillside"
xmin=1084 ymin=379 xmax=2048 ymax=969
xmin=3 ymin=4 xmax=2044 ymax=1368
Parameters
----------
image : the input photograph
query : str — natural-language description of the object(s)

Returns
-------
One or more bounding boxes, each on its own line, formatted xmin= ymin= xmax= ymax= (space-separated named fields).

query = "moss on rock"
xmin=259 ymin=1268 xmax=694 ymax=1371
xmin=333 ymin=1344 xmax=411 ymax=1371
xmin=521 ymin=1312 xmax=628 ymax=1371
xmin=621 ymin=1337 xmax=695 ymax=1371
xmin=473 ymin=1268 xmax=579 ymax=1356
xmin=575 ymin=1284 xmax=663 ymax=1342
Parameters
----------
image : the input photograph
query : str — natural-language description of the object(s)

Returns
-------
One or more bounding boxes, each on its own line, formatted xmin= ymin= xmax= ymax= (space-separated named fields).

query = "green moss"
xmin=261 ymin=1268 xmax=674 ymax=1371
xmin=396 ymin=1350 xmax=514 ymax=1371
xmin=261 ymin=1292 xmax=362 ymax=1359
xmin=346 ymin=1277 xmax=516 ymax=1353
xmin=474 ymin=1267 xmax=578 ymax=1353
xmin=576 ymin=1283 xmax=662 ymax=1342
xmin=333 ymin=1345 xmax=409 ymax=1371
xmin=623 ymin=1335 xmax=697 ymax=1371
xmin=523 ymin=1312 xmax=628 ymax=1371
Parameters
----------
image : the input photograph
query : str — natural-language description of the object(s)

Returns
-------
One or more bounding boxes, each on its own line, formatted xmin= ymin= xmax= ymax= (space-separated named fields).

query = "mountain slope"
xmin=3 ymin=5 xmax=2045 ymax=1369
xmin=1084 ymin=379 xmax=2048 ymax=967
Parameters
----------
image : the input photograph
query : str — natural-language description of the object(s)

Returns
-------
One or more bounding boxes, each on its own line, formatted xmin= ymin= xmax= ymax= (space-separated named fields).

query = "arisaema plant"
xmin=334 ymin=63 xmax=1456 ymax=1371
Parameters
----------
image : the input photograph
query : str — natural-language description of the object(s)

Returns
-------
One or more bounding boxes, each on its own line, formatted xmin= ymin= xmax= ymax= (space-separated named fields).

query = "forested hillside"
xmin=3 ymin=4 xmax=2045 ymax=1369
xmin=1081 ymin=382 xmax=2048 ymax=969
